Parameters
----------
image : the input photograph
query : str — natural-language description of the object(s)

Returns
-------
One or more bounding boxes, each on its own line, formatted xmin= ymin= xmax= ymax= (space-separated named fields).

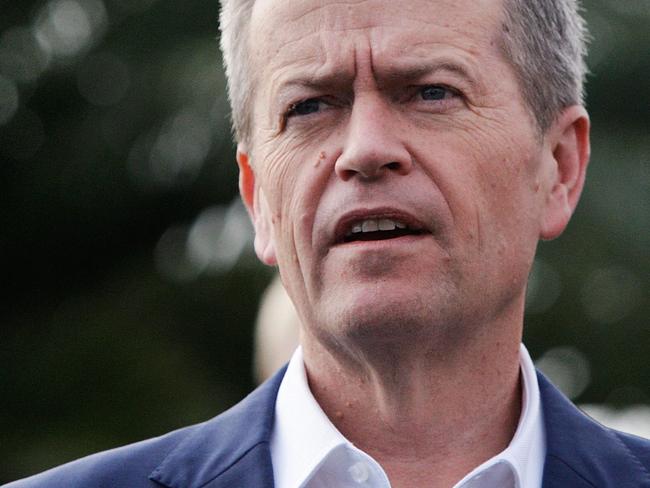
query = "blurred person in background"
xmin=253 ymin=275 xmax=300 ymax=384
xmin=5 ymin=0 xmax=650 ymax=487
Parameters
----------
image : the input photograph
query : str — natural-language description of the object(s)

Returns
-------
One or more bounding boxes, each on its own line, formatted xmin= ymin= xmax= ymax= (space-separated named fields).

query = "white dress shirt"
xmin=270 ymin=344 xmax=545 ymax=488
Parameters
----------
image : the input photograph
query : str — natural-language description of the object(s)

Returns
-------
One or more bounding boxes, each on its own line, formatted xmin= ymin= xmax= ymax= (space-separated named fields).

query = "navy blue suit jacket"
xmin=5 ymin=369 xmax=650 ymax=487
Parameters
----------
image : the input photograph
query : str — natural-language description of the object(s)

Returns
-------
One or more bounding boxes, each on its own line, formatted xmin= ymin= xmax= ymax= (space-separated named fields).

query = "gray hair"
xmin=500 ymin=0 xmax=589 ymax=132
xmin=218 ymin=0 xmax=589 ymax=144
xmin=219 ymin=0 xmax=256 ymax=146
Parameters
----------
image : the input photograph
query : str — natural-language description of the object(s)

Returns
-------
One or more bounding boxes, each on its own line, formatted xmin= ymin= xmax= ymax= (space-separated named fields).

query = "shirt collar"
xmin=270 ymin=346 xmax=349 ymax=488
xmin=270 ymin=344 xmax=545 ymax=488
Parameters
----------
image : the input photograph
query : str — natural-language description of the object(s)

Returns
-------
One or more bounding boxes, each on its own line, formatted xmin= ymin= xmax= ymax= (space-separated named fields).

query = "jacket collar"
xmin=148 ymin=364 xmax=647 ymax=488
xmin=149 ymin=366 xmax=287 ymax=488
xmin=539 ymin=372 xmax=648 ymax=487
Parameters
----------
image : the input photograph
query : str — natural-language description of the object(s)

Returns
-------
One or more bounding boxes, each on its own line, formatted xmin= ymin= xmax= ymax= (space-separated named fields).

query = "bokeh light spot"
xmin=153 ymin=200 xmax=254 ymax=283
xmin=128 ymin=106 xmax=213 ymax=191
xmin=154 ymin=225 xmax=200 ymax=283
xmin=525 ymin=258 xmax=562 ymax=314
xmin=148 ymin=108 xmax=211 ymax=187
xmin=187 ymin=199 xmax=254 ymax=274
xmin=536 ymin=346 xmax=591 ymax=400
xmin=35 ymin=0 xmax=108 ymax=60
xmin=580 ymin=266 xmax=643 ymax=324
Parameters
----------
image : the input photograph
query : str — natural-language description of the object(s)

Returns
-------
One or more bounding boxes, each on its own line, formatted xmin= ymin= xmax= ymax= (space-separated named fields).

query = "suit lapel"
xmin=149 ymin=366 xmax=287 ymax=488
xmin=542 ymin=454 xmax=598 ymax=488
xmin=539 ymin=372 xmax=647 ymax=487
xmin=198 ymin=443 xmax=274 ymax=488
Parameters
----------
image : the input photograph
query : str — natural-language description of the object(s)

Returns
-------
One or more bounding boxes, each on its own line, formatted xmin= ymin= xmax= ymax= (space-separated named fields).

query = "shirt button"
xmin=348 ymin=461 xmax=370 ymax=483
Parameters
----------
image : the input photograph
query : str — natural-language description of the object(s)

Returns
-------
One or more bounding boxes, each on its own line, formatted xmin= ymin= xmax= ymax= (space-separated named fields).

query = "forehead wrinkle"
xmin=283 ymin=0 xmax=371 ymax=24
xmin=258 ymin=2 xmax=486 ymax=78
xmin=269 ymin=46 xmax=484 ymax=104
xmin=267 ymin=53 xmax=323 ymax=80
xmin=261 ymin=0 xmax=379 ymax=50
xmin=269 ymin=67 xmax=353 ymax=107
xmin=263 ymin=31 xmax=323 ymax=65
xmin=256 ymin=0 xmax=506 ymax=112
xmin=263 ymin=34 xmax=328 ymax=99
xmin=266 ymin=22 xmax=390 ymax=63
xmin=268 ymin=34 xmax=358 ymax=100
xmin=262 ymin=23 xmax=343 ymax=77
xmin=282 ymin=0 xmax=399 ymax=32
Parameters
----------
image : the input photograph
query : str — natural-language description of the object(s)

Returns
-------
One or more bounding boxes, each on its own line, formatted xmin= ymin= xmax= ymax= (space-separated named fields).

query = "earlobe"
xmin=540 ymin=106 xmax=590 ymax=240
xmin=237 ymin=147 xmax=278 ymax=266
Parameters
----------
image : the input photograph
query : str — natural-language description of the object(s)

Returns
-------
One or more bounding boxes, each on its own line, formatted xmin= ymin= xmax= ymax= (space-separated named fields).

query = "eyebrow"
xmin=274 ymin=59 xmax=477 ymax=100
xmin=376 ymin=61 xmax=477 ymax=87
xmin=274 ymin=72 xmax=354 ymax=99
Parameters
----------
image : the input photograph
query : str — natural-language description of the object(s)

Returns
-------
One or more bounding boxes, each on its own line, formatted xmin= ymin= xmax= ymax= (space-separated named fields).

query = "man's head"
xmin=220 ymin=0 xmax=589 ymax=145
xmin=220 ymin=0 xmax=590 ymax=357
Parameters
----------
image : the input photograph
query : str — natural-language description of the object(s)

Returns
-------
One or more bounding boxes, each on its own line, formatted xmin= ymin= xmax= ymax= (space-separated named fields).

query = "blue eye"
xmin=420 ymin=86 xmax=449 ymax=101
xmin=288 ymin=98 xmax=322 ymax=117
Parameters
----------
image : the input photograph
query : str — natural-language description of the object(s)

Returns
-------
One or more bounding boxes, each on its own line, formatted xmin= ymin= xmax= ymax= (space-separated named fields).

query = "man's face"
xmin=241 ymin=0 xmax=567 ymax=346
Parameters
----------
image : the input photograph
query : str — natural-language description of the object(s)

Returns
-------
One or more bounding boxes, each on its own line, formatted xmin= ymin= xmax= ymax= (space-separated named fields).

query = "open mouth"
xmin=342 ymin=218 xmax=426 ymax=243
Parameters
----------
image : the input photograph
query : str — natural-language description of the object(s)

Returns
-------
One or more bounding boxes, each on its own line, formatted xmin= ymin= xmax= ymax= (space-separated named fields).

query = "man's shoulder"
xmin=612 ymin=429 xmax=650 ymax=467
xmin=2 ymin=424 xmax=200 ymax=488
xmin=544 ymin=421 xmax=650 ymax=487
xmin=538 ymin=371 xmax=650 ymax=486
xmin=4 ymin=367 xmax=287 ymax=488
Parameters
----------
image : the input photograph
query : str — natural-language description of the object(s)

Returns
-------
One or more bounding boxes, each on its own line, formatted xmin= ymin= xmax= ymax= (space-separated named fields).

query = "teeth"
xmin=347 ymin=218 xmax=409 ymax=236
xmin=361 ymin=220 xmax=379 ymax=232
xmin=378 ymin=219 xmax=396 ymax=231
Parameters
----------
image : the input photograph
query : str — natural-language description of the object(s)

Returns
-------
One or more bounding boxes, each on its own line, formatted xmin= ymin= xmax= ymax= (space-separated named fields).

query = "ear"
xmin=237 ymin=146 xmax=277 ymax=265
xmin=539 ymin=105 xmax=590 ymax=240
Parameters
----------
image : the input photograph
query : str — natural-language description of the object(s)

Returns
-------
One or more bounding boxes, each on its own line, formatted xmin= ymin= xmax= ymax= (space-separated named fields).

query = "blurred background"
xmin=0 ymin=0 xmax=648 ymax=482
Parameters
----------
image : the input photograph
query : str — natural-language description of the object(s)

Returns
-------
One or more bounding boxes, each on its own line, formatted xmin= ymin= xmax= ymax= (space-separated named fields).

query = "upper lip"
xmin=331 ymin=207 xmax=431 ymax=245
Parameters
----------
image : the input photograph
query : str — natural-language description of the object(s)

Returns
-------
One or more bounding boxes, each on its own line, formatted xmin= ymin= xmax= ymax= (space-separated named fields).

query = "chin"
xmin=317 ymin=287 xmax=454 ymax=350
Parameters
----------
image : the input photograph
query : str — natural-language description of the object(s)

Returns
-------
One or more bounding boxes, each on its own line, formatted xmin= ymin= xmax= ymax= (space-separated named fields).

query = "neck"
xmin=301 ymin=317 xmax=523 ymax=488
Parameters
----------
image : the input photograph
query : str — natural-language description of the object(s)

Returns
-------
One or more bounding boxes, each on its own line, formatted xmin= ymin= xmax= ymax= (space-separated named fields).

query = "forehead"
xmin=249 ymin=0 xmax=505 ymax=81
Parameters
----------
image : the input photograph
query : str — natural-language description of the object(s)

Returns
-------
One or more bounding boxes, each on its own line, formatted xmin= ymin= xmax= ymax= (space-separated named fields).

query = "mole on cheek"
xmin=314 ymin=151 xmax=327 ymax=168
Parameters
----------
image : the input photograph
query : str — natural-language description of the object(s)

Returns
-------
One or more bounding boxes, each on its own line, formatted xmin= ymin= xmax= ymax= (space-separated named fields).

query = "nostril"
xmin=336 ymin=160 xmax=407 ymax=181
xmin=386 ymin=162 xmax=400 ymax=171
xmin=336 ymin=168 xmax=357 ymax=181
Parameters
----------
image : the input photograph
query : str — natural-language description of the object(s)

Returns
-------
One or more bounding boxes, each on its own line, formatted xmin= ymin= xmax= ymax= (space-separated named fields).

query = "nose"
xmin=334 ymin=95 xmax=413 ymax=181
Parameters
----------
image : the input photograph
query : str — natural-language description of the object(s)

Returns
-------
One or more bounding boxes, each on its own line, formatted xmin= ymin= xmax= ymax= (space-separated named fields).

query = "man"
xmin=5 ymin=0 xmax=650 ymax=487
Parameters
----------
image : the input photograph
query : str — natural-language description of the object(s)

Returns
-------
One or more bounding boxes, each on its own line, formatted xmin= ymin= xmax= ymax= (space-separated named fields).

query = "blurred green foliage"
xmin=0 ymin=0 xmax=648 ymax=482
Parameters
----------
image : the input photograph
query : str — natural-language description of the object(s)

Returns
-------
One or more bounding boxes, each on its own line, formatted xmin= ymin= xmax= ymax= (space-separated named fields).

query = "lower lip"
xmin=334 ymin=233 xmax=430 ymax=250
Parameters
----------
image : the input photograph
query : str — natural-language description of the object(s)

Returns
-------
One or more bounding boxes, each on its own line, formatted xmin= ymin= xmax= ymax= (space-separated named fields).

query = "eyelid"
xmin=406 ymin=83 xmax=465 ymax=108
xmin=285 ymin=97 xmax=319 ymax=118
xmin=285 ymin=95 xmax=343 ymax=119
xmin=417 ymin=83 xmax=461 ymax=97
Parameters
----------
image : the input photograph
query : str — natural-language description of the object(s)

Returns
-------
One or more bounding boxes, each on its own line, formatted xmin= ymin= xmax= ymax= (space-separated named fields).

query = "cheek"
xmin=256 ymin=134 xmax=304 ymax=219
xmin=418 ymin=118 xmax=543 ymax=256
xmin=256 ymin=134 xmax=333 ymax=257
xmin=454 ymin=118 xmax=539 ymax=202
